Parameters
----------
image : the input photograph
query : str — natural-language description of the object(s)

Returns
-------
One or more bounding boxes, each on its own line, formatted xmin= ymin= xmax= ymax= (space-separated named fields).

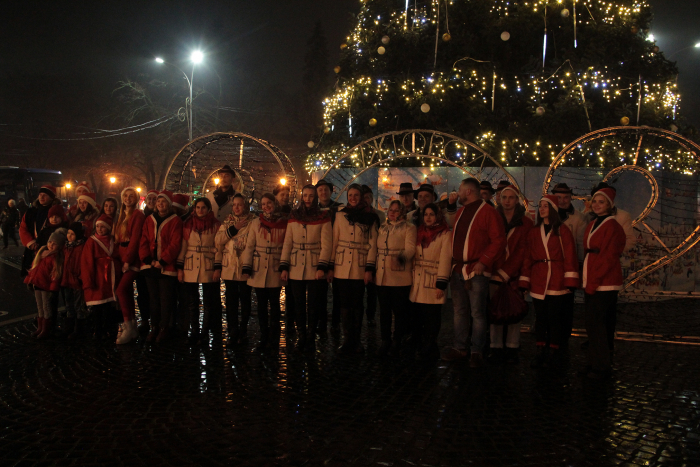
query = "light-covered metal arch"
xmin=163 ymin=132 xmax=296 ymax=206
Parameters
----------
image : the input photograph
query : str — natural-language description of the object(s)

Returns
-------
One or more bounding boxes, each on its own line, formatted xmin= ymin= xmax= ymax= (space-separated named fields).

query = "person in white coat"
xmin=280 ymin=185 xmax=332 ymax=352
xmin=328 ymin=184 xmax=379 ymax=354
xmin=241 ymin=193 xmax=288 ymax=354
xmin=177 ymin=198 xmax=223 ymax=345
xmin=216 ymin=193 xmax=255 ymax=344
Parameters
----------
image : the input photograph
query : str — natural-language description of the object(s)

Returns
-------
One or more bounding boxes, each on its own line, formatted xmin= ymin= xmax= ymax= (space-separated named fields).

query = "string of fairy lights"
xmin=305 ymin=0 xmax=690 ymax=175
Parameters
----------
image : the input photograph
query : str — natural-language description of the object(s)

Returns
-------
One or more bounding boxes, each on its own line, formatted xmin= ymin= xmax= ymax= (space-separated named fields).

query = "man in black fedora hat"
xmin=479 ymin=181 xmax=496 ymax=206
xmin=408 ymin=183 xmax=439 ymax=226
xmin=207 ymin=165 xmax=239 ymax=222
xmin=315 ymin=178 xmax=344 ymax=333
xmin=494 ymin=179 xmax=510 ymax=205
xmin=397 ymin=182 xmax=418 ymax=214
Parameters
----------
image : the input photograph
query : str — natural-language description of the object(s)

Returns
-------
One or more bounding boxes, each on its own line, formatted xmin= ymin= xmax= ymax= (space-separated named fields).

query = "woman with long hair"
xmin=216 ymin=193 xmax=256 ymax=344
xmin=279 ymin=184 xmax=332 ymax=352
xmin=409 ymin=204 xmax=452 ymax=361
xmin=113 ymin=187 xmax=145 ymax=344
xmin=581 ymin=188 xmax=626 ymax=379
xmin=519 ymin=195 xmax=579 ymax=368
xmin=242 ymin=193 xmax=288 ymax=354
xmin=375 ymin=200 xmax=417 ymax=357
xmin=139 ymin=190 xmax=183 ymax=343
xmin=177 ymin=197 xmax=223 ymax=345
xmin=328 ymin=184 xmax=379 ymax=354
xmin=99 ymin=197 xmax=119 ymax=220
xmin=73 ymin=192 xmax=99 ymax=237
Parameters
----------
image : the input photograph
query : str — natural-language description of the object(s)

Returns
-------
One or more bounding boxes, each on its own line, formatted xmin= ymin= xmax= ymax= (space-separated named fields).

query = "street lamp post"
xmin=155 ymin=51 xmax=204 ymax=142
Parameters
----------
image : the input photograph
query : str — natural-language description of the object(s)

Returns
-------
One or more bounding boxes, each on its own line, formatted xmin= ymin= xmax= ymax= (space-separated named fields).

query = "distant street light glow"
xmin=109 ymin=177 xmax=116 ymax=184
xmin=155 ymin=57 xmax=165 ymax=64
xmin=214 ymin=178 xmax=220 ymax=185
xmin=136 ymin=187 xmax=142 ymax=193
xmin=191 ymin=51 xmax=204 ymax=64
xmin=280 ymin=178 xmax=287 ymax=186
xmin=65 ymin=183 xmax=72 ymax=189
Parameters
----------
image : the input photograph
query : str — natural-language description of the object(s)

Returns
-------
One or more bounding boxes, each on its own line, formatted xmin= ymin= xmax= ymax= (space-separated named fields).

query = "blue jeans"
xmin=450 ymin=272 xmax=489 ymax=354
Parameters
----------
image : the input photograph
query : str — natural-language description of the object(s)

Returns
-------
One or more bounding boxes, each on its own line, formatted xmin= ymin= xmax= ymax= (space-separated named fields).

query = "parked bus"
xmin=0 ymin=167 xmax=67 ymax=205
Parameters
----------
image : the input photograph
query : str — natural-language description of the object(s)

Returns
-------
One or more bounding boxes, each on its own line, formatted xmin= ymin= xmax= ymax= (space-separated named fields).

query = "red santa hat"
xmin=157 ymin=190 xmax=173 ymax=205
xmin=146 ymin=189 xmax=159 ymax=197
xmin=75 ymin=181 xmax=91 ymax=194
xmin=48 ymin=204 xmax=67 ymax=221
xmin=39 ymin=185 xmax=57 ymax=198
xmin=78 ymin=192 xmax=97 ymax=208
xmin=172 ymin=193 xmax=190 ymax=210
xmin=95 ymin=214 xmax=113 ymax=230
xmin=500 ymin=185 xmax=520 ymax=198
xmin=120 ymin=186 xmax=138 ymax=198
xmin=540 ymin=194 xmax=559 ymax=211
xmin=592 ymin=187 xmax=616 ymax=208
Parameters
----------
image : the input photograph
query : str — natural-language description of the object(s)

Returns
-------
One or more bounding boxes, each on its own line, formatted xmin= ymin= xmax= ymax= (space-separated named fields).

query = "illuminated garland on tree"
xmin=306 ymin=0 xmax=684 ymax=173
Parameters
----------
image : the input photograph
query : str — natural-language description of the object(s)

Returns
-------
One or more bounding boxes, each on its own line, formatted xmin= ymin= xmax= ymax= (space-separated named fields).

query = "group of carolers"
xmin=19 ymin=166 xmax=629 ymax=378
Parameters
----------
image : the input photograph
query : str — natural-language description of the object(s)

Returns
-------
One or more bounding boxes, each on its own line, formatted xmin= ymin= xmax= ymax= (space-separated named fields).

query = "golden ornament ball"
xmin=377 ymin=46 xmax=386 ymax=55
xmin=442 ymin=33 xmax=451 ymax=42
xmin=561 ymin=8 xmax=570 ymax=18
xmin=307 ymin=141 xmax=315 ymax=148
xmin=536 ymin=106 xmax=545 ymax=116
xmin=323 ymin=127 xmax=331 ymax=134
xmin=369 ymin=118 xmax=377 ymax=127
xmin=381 ymin=35 xmax=390 ymax=45
xmin=501 ymin=31 xmax=510 ymax=41
xmin=420 ymin=103 xmax=431 ymax=113
xmin=620 ymin=116 xmax=630 ymax=126
xmin=334 ymin=66 xmax=341 ymax=74
xmin=653 ymin=46 xmax=660 ymax=53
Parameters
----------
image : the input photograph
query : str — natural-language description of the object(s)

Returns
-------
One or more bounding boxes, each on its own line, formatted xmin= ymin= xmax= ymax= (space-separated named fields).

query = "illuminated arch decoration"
xmin=318 ymin=129 xmax=522 ymax=204
xmin=164 ymin=132 xmax=296 ymax=207
xmin=543 ymin=126 xmax=700 ymax=298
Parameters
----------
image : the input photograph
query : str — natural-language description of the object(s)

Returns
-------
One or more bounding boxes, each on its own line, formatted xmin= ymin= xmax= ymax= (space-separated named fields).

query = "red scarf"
xmin=259 ymin=213 xmax=288 ymax=243
xmin=183 ymin=211 xmax=220 ymax=240
xmin=416 ymin=220 xmax=449 ymax=249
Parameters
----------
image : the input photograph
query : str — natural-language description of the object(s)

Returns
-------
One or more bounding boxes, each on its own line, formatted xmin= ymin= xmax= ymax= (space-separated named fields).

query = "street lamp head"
xmin=109 ymin=177 xmax=116 ymax=184
xmin=695 ymin=43 xmax=700 ymax=48
xmin=155 ymin=57 xmax=165 ymax=64
xmin=214 ymin=178 xmax=220 ymax=185
xmin=191 ymin=50 xmax=204 ymax=64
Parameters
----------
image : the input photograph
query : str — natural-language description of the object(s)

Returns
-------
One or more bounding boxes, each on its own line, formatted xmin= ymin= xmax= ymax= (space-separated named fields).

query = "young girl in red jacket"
xmin=73 ymin=192 xmax=99 ymax=237
xmin=113 ymin=187 xmax=145 ymax=344
xmin=581 ymin=188 xmax=626 ymax=379
xmin=81 ymin=214 xmax=121 ymax=341
xmin=519 ymin=195 xmax=579 ymax=368
xmin=61 ymin=222 xmax=88 ymax=339
xmin=25 ymin=228 xmax=67 ymax=339
xmin=139 ymin=190 xmax=183 ymax=343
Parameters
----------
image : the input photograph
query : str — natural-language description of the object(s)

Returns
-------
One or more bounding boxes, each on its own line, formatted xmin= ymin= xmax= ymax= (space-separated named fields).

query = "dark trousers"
xmin=335 ymin=278 xmax=365 ymax=347
xmin=377 ymin=285 xmax=411 ymax=343
xmin=255 ymin=287 xmax=282 ymax=346
xmin=183 ymin=282 xmax=223 ymax=336
xmin=365 ymin=282 xmax=377 ymax=322
xmin=288 ymin=279 xmax=323 ymax=336
xmin=145 ymin=272 xmax=177 ymax=329
xmin=2 ymin=224 xmax=18 ymax=247
xmin=532 ymin=294 xmax=568 ymax=350
xmin=225 ymin=280 xmax=252 ymax=338
xmin=411 ymin=302 xmax=442 ymax=353
xmin=584 ymin=291 xmax=618 ymax=373
xmin=135 ymin=272 xmax=150 ymax=322
xmin=561 ymin=291 xmax=575 ymax=345
xmin=316 ymin=280 xmax=341 ymax=329
xmin=284 ymin=285 xmax=296 ymax=334
xmin=61 ymin=287 xmax=87 ymax=319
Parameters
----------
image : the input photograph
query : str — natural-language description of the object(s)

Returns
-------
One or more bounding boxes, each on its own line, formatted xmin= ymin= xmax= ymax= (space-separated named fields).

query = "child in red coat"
xmin=25 ymin=228 xmax=67 ymax=339
xmin=81 ymin=214 xmax=122 ymax=341
xmin=519 ymin=195 xmax=579 ymax=368
xmin=61 ymin=222 xmax=88 ymax=339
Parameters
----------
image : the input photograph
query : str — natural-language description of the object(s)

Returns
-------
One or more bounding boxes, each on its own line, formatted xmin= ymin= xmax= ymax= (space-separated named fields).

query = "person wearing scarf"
xmin=409 ymin=203 xmax=452 ymax=361
xmin=19 ymin=185 xmax=62 ymax=276
xmin=177 ymin=197 xmax=223 ymax=345
xmin=241 ymin=193 xmax=288 ymax=354
xmin=61 ymin=222 xmax=88 ymax=339
xmin=327 ymin=184 xmax=379 ymax=354
xmin=216 ymin=193 xmax=256 ymax=344
xmin=580 ymin=188 xmax=626 ymax=380
xmin=279 ymin=184 xmax=332 ymax=352
xmin=113 ymin=187 xmax=146 ymax=345
xmin=375 ymin=200 xmax=417 ymax=357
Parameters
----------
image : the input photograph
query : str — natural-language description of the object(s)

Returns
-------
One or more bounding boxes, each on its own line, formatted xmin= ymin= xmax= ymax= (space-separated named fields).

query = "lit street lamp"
xmin=155 ymin=50 xmax=204 ymax=142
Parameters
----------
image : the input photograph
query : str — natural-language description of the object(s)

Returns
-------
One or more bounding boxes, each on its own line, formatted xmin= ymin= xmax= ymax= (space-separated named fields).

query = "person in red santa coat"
xmin=488 ymin=185 xmax=533 ymax=364
xmin=139 ymin=190 xmax=183 ymax=343
xmin=81 ymin=215 xmax=122 ymax=341
xmin=61 ymin=222 xmax=88 ymax=339
xmin=25 ymin=228 xmax=67 ymax=339
xmin=19 ymin=185 xmax=63 ymax=276
xmin=68 ymin=181 xmax=96 ymax=220
xmin=519 ymin=195 xmax=579 ymax=368
xmin=581 ymin=188 xmax=626 ymax=379
xmin=113 ymin=187 xmax=146 ymax=344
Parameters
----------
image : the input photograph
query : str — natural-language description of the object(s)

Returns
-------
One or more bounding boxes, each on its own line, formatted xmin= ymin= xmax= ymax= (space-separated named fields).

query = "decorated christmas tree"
xmin=306 ymin=0 xmax=682 ymax=173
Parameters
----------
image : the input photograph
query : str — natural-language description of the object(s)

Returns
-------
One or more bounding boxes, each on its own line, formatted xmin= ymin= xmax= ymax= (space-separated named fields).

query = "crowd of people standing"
xmin=15 ymin=165 xmax=631 ymax=379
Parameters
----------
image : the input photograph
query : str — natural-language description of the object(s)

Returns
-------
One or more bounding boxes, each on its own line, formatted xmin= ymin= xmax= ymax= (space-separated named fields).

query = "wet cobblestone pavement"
xmin=1 ymin=307 xmax=700 ymax=466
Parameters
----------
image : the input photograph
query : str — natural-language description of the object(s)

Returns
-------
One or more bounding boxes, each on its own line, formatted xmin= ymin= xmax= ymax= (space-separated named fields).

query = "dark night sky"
xmin=0 ymin=0 xmax=697 ymax=163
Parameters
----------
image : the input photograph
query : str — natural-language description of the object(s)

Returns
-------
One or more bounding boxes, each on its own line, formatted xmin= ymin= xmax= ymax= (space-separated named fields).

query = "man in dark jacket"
xmin=1 ymin=199 xmax=20 ymax=249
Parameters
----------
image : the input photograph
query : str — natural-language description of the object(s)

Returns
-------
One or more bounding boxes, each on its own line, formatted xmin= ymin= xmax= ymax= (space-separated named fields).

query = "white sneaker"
xmin=116 ymin=320 xmax=137 ymax=344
